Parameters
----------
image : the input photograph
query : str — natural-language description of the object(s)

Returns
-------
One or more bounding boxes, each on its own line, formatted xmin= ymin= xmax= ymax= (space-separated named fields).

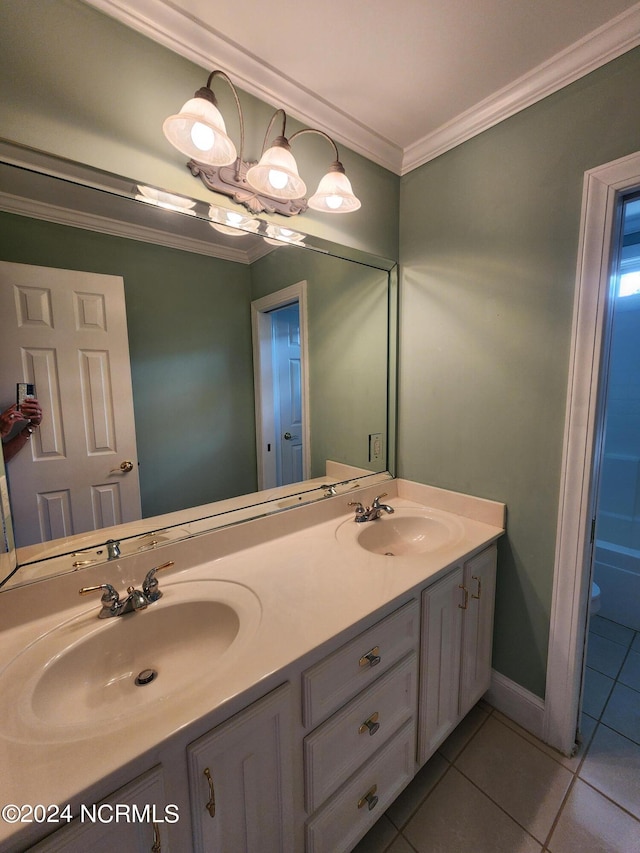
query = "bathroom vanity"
xmin=0 ymin=479 xmax=504 ymax=852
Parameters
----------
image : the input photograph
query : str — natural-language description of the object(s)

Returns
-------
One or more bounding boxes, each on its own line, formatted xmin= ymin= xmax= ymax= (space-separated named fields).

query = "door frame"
xmin=251 ymin=281 xmax=311 ymax=490
xmin=544 ymin=150 xmax=640 ymax=754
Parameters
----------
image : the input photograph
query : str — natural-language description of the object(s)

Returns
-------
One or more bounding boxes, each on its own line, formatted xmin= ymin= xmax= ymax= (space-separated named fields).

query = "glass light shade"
xmin=308 ymin=168 xmax=361 ymax=213
xmin=163 ymin=97 xmax=237 ymax=166
xmin=246 ymin=143 xmax=306 ymax=200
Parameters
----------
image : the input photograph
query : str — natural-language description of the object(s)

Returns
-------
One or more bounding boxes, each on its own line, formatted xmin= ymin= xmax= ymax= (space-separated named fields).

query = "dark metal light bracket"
xmin=187 ymin=158 xmax=308 ymax=217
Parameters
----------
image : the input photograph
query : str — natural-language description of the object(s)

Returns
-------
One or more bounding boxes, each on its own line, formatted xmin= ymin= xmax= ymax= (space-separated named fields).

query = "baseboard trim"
xmin=484 ymin=669 xmax=546 ymax=741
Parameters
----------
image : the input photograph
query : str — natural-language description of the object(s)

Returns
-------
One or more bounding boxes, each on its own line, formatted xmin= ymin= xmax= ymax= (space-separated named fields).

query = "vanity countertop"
xmin=0 ymin=479 xmax=504 ymax=851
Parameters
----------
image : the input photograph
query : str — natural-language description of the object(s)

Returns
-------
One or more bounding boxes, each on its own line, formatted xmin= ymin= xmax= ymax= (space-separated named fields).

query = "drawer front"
xmin=305 ymin=719 xmax=416 ymax=853
xmin=302 ymin=599 xmax=419 ymax=728
xmin=304 ymin=652 xmax=417 ymax=812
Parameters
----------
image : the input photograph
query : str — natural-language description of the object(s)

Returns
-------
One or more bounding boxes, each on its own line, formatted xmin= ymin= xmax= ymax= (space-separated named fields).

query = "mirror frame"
xmin=0 ymin=140 xmax=398 ymax=589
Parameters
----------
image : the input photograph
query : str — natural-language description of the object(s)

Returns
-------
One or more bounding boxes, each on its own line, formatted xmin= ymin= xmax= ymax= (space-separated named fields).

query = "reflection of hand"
xmin=19 ymin=397 xmax=42 ymax=426
xmin=1 ymin=404 xmax=24 ymax=438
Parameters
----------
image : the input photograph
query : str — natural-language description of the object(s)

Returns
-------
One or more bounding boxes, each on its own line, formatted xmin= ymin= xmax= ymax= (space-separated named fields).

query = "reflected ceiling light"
xmin=208 ymin=204 xmax=261 ymax=237
xmin=263 ymin=225 xmax=305 ymax=247
xmin=136 ymin=185 xmax=198 ymax=215
xmin=163 ymin=70 xmax=361 ymax=218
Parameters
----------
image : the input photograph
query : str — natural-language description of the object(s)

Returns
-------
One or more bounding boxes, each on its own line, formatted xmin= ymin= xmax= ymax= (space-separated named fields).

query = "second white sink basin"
xmin=337 ymin=506 xmax=465 ymax=556
xmin=0 ymin=579 xmax=261 ymax=742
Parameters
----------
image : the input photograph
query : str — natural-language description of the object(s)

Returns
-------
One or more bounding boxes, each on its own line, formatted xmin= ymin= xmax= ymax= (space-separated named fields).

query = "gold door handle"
xmin=458 ymin=584 xmax=469 ymax=610
xmin=110 ymin=460 xmax=134 ymax=474
xmin=203 ymin=767 xmax=216 ymax=818
xmin=472 ymin=574 xmax=482 ymax=599
xmin=151 ymin=822 xmax=162 ymax=852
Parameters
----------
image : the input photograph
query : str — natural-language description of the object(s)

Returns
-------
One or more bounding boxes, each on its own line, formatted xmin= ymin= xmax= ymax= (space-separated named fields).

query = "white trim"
xmin=544 ymin=150 xmax=640 ymax=755
xmin=84 ymin=0 xmax=640 ymax=176
xmin=484 ymin=670 xmax=546 ymax=741
xmin=402 ymin=4 xmax=640 ymax=174
xmin=251 ymin=282 xmax=311 ymax=490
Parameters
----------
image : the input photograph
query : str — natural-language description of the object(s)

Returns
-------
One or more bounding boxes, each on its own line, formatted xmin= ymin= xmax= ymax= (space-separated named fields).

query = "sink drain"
xmin=135 ymin=668 xmax=158 ymax=686
xmin=384 ymin=552 xmax=395 ymax=557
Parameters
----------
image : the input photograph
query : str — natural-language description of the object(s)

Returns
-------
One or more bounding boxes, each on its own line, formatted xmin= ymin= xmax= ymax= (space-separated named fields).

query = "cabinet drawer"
xmin=304 ymin=652 xmax=417 ymax=812
xmin=305 ymin=719 xmax=416 ymax=853
xmin=302 ymin=599 xmax=419 ymax=728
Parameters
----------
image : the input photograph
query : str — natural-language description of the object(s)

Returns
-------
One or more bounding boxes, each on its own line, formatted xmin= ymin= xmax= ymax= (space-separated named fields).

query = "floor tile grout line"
xmin=541 ymin=771 xmax=582 ymax=851
xmin=385 ymin=705 xmax=494 ymax=833
xmin=451 ymin=760 xmax=549 ymax=847
xmin=577 ymin=775 xmax=640 ymax=824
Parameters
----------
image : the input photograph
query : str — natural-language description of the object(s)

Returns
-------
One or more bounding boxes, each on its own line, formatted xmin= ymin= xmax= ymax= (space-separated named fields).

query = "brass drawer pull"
xmin=359 ymin=711 xmax=380 ymax=736
xmin=472 ymin=574 xmax=482 ymax=599
xmin=358 ymin=784 xmax=379 ymax=811
xmin=359 ymin=646 xmax=381 ymax=668
xmin=458 ymin=584 xmax=469 ymax=610
xmin=203 ymin=767 xmax=216 ymax=818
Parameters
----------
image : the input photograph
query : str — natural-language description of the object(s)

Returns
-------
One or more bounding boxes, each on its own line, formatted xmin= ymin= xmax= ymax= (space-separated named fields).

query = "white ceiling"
xmin=86 ymin=0 xmax=640 ymax=174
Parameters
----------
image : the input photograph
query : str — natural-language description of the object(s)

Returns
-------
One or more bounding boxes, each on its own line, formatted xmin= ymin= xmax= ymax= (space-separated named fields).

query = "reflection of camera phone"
xmin=17 ymin=383 xmax=35 ymax=407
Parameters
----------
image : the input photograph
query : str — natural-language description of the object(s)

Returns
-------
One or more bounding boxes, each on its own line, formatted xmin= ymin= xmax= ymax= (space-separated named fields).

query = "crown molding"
xmin=400 ymin=3 xmax=640 ymax=173
xmin=83 ymin=0 xmax=640 ymax=178
xmin=0 ymin=192 xmax=256 ymax=264
xmin=82 ymin=0 xmax=404 ymax=174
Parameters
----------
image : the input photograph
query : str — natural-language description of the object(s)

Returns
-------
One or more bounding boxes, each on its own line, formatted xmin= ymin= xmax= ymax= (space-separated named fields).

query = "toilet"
xmin=591 ymin=581 xmax=601 ymax=615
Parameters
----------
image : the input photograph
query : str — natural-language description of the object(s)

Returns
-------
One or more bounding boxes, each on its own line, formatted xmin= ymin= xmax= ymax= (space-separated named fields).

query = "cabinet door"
xmin=459 ymin=544 xmax=497 ymax=715
xmin=188 ymin=683 xmax=294 ymax=853
xmin=417 ymin=566 xmax=464 ymax=765
xmin=28 ymin=767 xmax=169 ymax=852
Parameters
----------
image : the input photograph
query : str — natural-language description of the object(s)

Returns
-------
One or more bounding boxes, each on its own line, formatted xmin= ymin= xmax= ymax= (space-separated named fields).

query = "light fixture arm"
xmin=203 ymin=70 xmax=245 ymax=179
xmin=289 ymin=127 xmax=341 ymax=164
xmin=258 ymin=108 xmax=289 ymax=154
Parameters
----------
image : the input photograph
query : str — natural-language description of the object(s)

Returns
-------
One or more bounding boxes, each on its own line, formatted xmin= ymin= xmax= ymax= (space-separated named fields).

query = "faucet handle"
xmin=348 ymin=500 xmax=365 ymax=513
xmin=371 ymin=493 xmax=388 ymax=508
xmin=79 ymin=583 xmax=121 ymax=616
xmin=142 ymin=560 xmax=175 ymax=602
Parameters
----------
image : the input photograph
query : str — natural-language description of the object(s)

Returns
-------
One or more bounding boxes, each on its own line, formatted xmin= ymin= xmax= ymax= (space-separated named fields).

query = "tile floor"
xmin=353 ymin=614 xmax=640 ymax=853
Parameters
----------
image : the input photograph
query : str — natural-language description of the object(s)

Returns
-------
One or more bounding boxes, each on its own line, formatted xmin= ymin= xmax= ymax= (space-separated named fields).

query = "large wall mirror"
xmin=0 ymin=141 xmax=397 ymax=590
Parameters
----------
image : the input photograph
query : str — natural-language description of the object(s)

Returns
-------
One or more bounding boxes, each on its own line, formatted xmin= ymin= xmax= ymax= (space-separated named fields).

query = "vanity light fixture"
xmin=163 ymin=70 xmax=361 ymax=218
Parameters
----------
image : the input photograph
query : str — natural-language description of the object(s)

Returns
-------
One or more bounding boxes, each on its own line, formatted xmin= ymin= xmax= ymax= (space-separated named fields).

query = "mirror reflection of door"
xmin=0 ymin=261 xmax=141 ymax=547
xmin=272 ymin=303 xmax=303 ymax=485
xmin=252 ymin=281 xmax=310 ymax=491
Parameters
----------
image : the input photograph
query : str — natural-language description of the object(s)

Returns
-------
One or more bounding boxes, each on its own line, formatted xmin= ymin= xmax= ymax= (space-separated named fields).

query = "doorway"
xmin=577 ymin=194 xmax=640 ymax=747
xmin=251 ymin=282 xmax=310 ymax=491
xmin=545 ymin=151 xmax=640 ymax=755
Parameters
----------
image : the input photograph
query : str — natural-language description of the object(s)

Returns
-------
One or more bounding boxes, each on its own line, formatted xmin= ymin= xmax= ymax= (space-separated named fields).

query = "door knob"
xmin=283 ymin=432 xmax=293 ymax=440
xmin=111 ymin=460 xmax=134 ymax=473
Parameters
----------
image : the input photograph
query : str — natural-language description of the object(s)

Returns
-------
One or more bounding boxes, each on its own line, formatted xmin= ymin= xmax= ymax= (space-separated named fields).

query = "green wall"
xmin=250 ymin=249 xmax=390 ymax=474
xmin=0 ymin=0 xmax=399 ymax=260
xmin=0 ymin=212 xmax=257 ymax=517
xmin=399 ymin=47 xmax=640 ymax=698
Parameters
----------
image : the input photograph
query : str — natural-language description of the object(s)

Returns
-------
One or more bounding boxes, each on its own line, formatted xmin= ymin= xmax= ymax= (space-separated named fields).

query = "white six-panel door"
xmin=0 ymin=261 xmax=141 ymax=547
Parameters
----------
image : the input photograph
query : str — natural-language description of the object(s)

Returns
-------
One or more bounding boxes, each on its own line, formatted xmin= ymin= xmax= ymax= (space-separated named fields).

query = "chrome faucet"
xmin=348 ymin=493 xmax=395 ymax=523
xmin=79 ymin=561 xmax=175 ymax=618
xmin=106 ymin=539 xmax=121 ymax=560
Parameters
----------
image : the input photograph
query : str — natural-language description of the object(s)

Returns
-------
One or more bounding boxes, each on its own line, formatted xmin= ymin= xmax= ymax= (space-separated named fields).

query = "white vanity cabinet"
xmin=28 ymin=767 xmax=169 ymax=853
xmin=301 ymin=600 xmax=420 ymax=853
xmin=186 ymin=683 xmax=295 ymax=853
xmin=418 ymin=544 xmax=497 ymax=765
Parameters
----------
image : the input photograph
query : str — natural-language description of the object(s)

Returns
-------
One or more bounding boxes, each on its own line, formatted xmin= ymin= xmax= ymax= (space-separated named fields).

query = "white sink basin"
xmin=337 ymin=506 xmax=465 ymax=556
xmin=0 ymin=579 xmax=261 ymax=741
